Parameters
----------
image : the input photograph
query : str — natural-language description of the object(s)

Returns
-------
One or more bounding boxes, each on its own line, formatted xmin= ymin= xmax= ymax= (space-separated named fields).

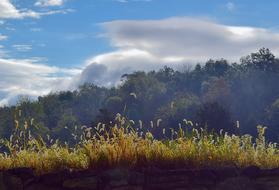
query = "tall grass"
xmin=0 ymin=112 xmax=278 ymax=175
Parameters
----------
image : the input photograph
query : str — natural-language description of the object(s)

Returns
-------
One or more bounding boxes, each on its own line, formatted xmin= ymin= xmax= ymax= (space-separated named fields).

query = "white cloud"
xmin=0 ymin=0 xmax=71 ymax=19
xmin=74 ymin=17 xmax=279 ymax=87
xmin=73 ymin=49 xmax=162 ymax=86
xmin=0 ymin=0 xmax=38 ymax=19
xmin=12 ymin=44 xmax=32 ymax=52
xmin=0 ymin=34 xmax=8 ymax=41
xmin=35 ymin=0 xmax=65 ymax=7
xmin=0 ymin=57 xmax=81 ymax=106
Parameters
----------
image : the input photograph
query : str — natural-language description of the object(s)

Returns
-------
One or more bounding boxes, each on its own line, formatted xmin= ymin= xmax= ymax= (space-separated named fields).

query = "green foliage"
xmin=155 ymin=94 xmax=200 ymax=132
xmin=196 ymin=102 xmax=235 ymax=133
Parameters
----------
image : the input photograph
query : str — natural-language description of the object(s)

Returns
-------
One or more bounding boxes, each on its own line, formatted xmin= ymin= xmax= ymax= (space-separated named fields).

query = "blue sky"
xmin=1 ymin=0 xmax=279 ymax=105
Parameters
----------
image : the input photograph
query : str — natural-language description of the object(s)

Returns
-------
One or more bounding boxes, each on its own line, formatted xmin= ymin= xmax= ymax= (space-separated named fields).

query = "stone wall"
xmin=1 ymin=166 xmax=279 ymax=190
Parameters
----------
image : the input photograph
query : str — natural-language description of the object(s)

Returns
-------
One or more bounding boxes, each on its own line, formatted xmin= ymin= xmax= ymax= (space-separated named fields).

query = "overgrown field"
xmin=0 ymin=113 xmax=278 ymax=175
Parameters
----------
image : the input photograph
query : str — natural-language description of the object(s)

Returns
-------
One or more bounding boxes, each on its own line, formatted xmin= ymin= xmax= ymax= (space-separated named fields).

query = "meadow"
xmin=0 ymin=112 xmax=278 ymax=175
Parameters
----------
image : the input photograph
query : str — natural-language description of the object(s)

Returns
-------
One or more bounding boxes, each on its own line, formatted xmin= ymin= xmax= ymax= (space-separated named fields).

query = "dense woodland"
xmin=1 ymin=48 xmax=279 ymax=142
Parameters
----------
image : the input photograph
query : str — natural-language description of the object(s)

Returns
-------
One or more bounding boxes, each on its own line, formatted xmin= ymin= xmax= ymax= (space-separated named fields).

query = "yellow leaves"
xmin=24 ymin=121 xmax=28 ymax=130
xmin=145 ymin=132 xmax=154 ymax=141
xmin=14 ymin=120 xmax=19 ymax=129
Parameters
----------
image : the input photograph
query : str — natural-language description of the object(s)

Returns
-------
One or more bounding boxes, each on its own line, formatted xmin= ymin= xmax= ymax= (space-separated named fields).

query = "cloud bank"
xmin=75 ymin=17 xmax=279 ymax=87
xmin=0 ymin=58 xmax=80 ymax=106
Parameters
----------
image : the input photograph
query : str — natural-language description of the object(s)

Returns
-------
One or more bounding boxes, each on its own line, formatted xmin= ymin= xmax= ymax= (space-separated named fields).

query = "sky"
xmin=1 ymin=0 xmax=279 ymax=105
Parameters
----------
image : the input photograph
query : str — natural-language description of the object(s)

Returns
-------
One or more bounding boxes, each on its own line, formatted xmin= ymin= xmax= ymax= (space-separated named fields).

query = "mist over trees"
xmin=1 ymin=48 xmax=279 ymax=141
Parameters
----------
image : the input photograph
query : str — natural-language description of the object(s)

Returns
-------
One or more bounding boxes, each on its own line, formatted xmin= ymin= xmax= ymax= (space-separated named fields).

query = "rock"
xmin=111 ymin=186 xmax=143 ymax=190
xmin=101 ymin=168 xmax=129 ymax=187
xmin=255 ymin=176 xmax=279 ymax=190
xmin=268 ymin=168 xmax=279 ymax=176
xmin=0 ymin=172 xmax=7 ymax=190
xmin=109 ymin=179 xmax=128 ymax=187
xmin=145 ymin=180 xmax=190 ymax=189
xmin=5 ymin=167 xmax=35 ymax=187
xmin=128 ymin=172 xmax=144 ymax=185
xmin=213 ymin=166 xmax=239 ymax=180
xmin=6 ymin=167 xmax=34 ymax=181
xmin=70 ymin=169 xmax=98 ymax=178
xmin=144 ymin=169 xmax=192 ymax=185
xmin=144 ymin=168 xmax=193 ymax=177
xmin=63 ymin=176 xmax=99 ymax=190
xmin=192 ymin=169 xmax=216 ymax=186
xmin=186 ymin=187 xmax=208 ymax=190
xmin=259 ymin=168 xmax=279 ymax=177
xmin=215 ymin=176 xmax=256 ymax=190
xmin=25 ymin=183 xmax=62 ymax=190
xmin=147 ymin=175 xmax=189 ymax=184
xmin=3 ymin=174 xmax=23 ymax=190
xmin=2 ymin=166 xmax=279 ymax=190
xmin=241 ymin=166 xmax=261 ymax=178
xmin=101 ymin=168 xmax=129 ymax=181
xmin=39 ymin=170 xmax=69 ymax=186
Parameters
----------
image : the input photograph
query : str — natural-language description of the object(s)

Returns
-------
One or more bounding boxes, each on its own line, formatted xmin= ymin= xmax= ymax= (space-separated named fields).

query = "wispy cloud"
xmin=35 ymin=0 xmax=65 ymax=7
xmin=0 ymin=34 xmax=8 ymax=41
xmin=0 ymin=0 xmax=72 ymax=19
xmin=12 ymin=44 xmax=33 ymax=52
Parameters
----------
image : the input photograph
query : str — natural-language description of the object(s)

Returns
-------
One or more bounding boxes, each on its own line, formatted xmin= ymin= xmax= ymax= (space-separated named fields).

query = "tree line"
xmin=1 ymin=48 xmax=279 ymax=141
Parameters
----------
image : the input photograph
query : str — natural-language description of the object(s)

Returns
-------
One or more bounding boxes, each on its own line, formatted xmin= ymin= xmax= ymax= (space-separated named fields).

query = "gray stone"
xmin=0 ymin=172 xmax=7 ymax=190
xmin=63 ymin=176 xmax=99 ymax=190
xmin=255 ymin=176 xmax=279 ymax=190
xmin=25 ymin=183 xmax=62 ymax=190
xmin=109 ymin=179 xmax=128 ymax=187
xmin=3 ymin=174 xmax=23 ymax=190
xmin=145 ymin=180 xmax=190 ymax=189
xmin=102 ymin=168 xmax=129 ymax=181
xmin=241 ymin=166 xmax=261 ymax=178
xmin=111 ymin=186 xmax=143 ymax=190
xmin=128 ymin=172 xmax=144 ymax=185
xmin=215 ymin=176 xmax=256 ymax=190
xmin=213 ymin=166 xmax=239 ymax=180
xmin=39 ymin=170 xmax=69 ymax=186
xmin=6 ymin=167 xmax=34 ymax=181
xmin=147 ymin=175 xmax=189 ymax=184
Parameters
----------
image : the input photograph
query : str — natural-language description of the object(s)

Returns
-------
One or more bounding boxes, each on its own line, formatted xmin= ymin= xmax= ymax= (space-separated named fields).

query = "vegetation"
xmin=1 ymin=48 xmax=279 ymax=174
xmin=0 ymin=113 xmax=278 ymax=175
xmin=0 ymin=48 xmax=278 ymax=141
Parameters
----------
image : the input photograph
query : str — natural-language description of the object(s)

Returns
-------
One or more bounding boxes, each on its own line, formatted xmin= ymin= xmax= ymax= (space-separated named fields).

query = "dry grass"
xmin=0 ymin=113 xmax=278 ymax=175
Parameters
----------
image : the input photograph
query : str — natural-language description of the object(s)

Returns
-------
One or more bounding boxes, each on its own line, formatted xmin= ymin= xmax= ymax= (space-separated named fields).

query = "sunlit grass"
xmin=0 ymin=112 xmax=279 ymax=175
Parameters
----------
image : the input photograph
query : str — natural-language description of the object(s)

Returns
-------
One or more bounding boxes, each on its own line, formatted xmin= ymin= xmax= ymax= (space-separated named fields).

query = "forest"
xmin=1 ymin=48 xmax=279 ymax=142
